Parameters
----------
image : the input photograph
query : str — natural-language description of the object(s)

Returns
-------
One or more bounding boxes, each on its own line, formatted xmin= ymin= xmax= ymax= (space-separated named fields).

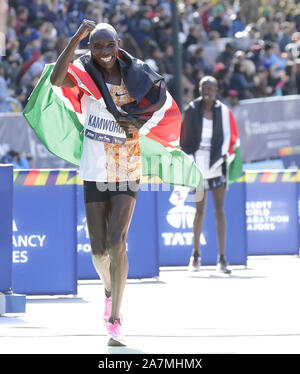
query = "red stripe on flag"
xmin=24 ymin=169 xmax=40 ymax=186
xmin=61 ymin=85 xmax=82 ymax=114
xmin=69 ymin=63 xmax=102 ymax=100
xmin=146 ymin=131 xmax=175 ymax=149
xmin=147 ymin=99 xmax=181 ymax=145
xmin=228 ymin=109 xmax=239 ymax=155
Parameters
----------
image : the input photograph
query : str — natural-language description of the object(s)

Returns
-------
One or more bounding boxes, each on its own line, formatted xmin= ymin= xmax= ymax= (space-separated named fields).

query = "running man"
xmin=49 ymin=20 xmax=176 ymax=346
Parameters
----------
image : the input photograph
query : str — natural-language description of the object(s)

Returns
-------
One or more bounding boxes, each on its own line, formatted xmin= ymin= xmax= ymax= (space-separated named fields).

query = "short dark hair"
xmin=199 ymin=75 xmax=217 ymax=88
xmin=89 ymin=23 xmax=119 ymax=42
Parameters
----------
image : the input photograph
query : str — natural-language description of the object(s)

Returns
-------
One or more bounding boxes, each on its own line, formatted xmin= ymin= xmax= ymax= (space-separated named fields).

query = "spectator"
xmin=15 ymin=6 xmax=29 ymax=35
xmin=0 ymin=74 xmax=13 ymax=112
xmin=216 ymin=42 xmax=235 ymax=68
xmin=279 ymin=22 xmax=293 ymax=53
xmin=184 ymin=24 xmax=206 ymax=50
xmin=202 ymin=31 xmax=221 ymax=72
xmin=252 ymin=65 xmax=273 ymax=97
xmin=209 ymin=4 xmax=230 ymax=38
xmin=182 ymin=62 xmax=196 ymax=104
xmin=196 ymin=1 xmax=211 ymax=34
xmin=1 ymin=150 xmax=30 ymax=168
xmin=232 ymin=10 xmax=246 ymax=36
xmin=230 ymin=61 xmax=256 ymax=100
xmin=257 ymin=8 xmax=278 ymax=42
xmin=262 ymin=41 xmax=287 ymax=77
xmin=189 ymin=47 xmax=210 ymax=75
xmin=2 ymin=0 xmax=300 ymax=112
xmin=295 ymin=59 xmax=300 ymax=94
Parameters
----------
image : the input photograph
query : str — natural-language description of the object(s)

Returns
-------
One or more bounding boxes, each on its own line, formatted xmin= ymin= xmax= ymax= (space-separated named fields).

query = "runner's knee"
xmin=89 ymin=236 xmax=107 ymax=257
xmin=214 ymin=204 xmax=225 ymax=219
xmin=107 ymin=232 xmax=127 ymax=261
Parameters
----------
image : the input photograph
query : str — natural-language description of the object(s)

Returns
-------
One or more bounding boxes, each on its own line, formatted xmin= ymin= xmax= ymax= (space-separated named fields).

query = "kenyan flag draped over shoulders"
xmin=23 ymin=62 xmax=203 ymax=190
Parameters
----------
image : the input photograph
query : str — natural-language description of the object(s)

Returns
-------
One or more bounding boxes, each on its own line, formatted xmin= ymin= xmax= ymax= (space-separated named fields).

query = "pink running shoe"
xmin=103 ymin=295 xmax=112 ymax=326
xmin=107 ymin=320 xmax=126 ymax=346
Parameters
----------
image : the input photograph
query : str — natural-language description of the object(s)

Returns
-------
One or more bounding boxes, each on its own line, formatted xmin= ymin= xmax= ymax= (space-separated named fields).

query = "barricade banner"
xmin=246 ymin=170 xmax=299 ymax=255
xmin=298 ymin=180 xmax=300 ymax=251
xmin=12 ymin=169 xmax=78 ymax=295
xmin=234 ymin=95 xmax=300 ymax=162
xmin=157 ymin=180 xmax=247 ymax=266
xmin=77 ymin=179 xmax=160 ymax=279
xmin=0 ymin=165 xmax=13 ymax=293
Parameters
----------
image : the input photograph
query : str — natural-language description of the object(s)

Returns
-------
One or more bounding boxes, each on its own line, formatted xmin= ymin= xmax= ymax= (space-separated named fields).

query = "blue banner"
xmin=12 ymin=170 xmax=78 ymax=295
xmin=246 ymin=171 xmax=299 ymax=255
xmin=157 ymin=182 xmax=247 ymax=266
xmin=299 ymin=180 xmax=300 ymax=252
xmin=0 ymin=165 xmax=13 ymax=293
xmin=77 ymin=184 xmax=159 ymax=279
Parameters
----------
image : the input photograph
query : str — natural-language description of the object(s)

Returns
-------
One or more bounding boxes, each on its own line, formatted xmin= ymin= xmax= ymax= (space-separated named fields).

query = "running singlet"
xmin=79 ymin=79 xmax=142 ymax=182
xmin=194 ymin=117 xmax=222 ymax=179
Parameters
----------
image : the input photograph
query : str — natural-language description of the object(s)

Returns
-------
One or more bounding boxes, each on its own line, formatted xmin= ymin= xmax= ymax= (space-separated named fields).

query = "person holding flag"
xmin=180 ymin=76 xmax=242 ymax=275
xmin=23 ymin=20 xmax=202 ymax=346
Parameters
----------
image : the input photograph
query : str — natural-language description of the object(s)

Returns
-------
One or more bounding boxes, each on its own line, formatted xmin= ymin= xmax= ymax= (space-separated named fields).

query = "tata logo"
xmin=162 ymin=204 xmax=206 ymax=246
xmin=166 ymin=205 xmax=196 ymax=229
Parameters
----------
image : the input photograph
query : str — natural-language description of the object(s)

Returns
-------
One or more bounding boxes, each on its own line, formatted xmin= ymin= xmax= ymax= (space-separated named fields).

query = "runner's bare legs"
xmin=85 ymin=201 xmax=111 ymax=293
xmin=193 ymin=190 xmax=207 ymax=260
xmin=211 ymin=185 xmax=227 ymax=256
xmin=85 ymin=194 xmax=136 ymax=322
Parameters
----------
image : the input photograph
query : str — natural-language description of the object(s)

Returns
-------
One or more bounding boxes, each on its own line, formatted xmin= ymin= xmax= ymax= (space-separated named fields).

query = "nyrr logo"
xmin=12 ymin=220 xmax=47 ymax=263
xmin=162 ymin=203 xmax=206 ymax=246
xmin=77 ymin=217 xmax=89 ymax=239
xmin=77 ymin=216 xmax=91 ymax=253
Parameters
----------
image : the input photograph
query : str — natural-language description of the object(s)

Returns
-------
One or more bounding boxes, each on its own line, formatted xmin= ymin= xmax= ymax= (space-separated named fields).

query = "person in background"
xmin=180 ymin=76 xmax=240 ymax=274
xmin=1 ymin=150 xmax=30 ymax=168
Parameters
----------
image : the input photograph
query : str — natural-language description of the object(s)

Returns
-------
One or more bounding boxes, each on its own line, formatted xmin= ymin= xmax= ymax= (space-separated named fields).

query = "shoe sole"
xmin=108 ymin=337 xmax=127 ymax=346
xmin=217 ymin=267 xmax=232 ymax=274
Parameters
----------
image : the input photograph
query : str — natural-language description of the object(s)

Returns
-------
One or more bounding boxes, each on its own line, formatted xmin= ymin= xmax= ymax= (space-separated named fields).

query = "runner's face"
xmin=200 ymin=81 xmax=217 ymax=103
xmin=89 ymin=29 xmax=119 ymax=70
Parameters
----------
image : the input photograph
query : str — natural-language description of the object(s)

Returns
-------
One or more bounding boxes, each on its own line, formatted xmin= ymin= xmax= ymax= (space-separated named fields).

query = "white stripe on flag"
xmin=68 ymin=67 xmax=94 ymax=97
xmin=52 ymin=85 xmax=85 ymax=125
xmin=139 ymin=91 xmax=173 ymax=136
xmin=221 ymin=102 xmax=231 ymax=156
xmin=169 ymin=139 xmax=180 ymax=146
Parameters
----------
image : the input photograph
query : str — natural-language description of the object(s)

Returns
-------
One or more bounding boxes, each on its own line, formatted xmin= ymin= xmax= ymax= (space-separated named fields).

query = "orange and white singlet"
xmin=79 ymin=79 xmax=142 ymax=182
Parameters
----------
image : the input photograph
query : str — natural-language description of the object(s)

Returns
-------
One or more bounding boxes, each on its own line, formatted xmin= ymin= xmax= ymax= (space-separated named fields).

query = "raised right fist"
xmin=72 ymin=19 xmax=96 ymax=42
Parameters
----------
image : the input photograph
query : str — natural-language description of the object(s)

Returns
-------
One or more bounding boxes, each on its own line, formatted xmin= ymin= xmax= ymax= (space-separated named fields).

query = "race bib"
xmin=84 ymin=101 xmax=126 ymax=145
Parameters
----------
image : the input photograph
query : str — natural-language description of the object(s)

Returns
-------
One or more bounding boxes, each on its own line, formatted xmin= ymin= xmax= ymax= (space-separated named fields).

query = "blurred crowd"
xmin=2 ymin=0 xmax=300 ymax=112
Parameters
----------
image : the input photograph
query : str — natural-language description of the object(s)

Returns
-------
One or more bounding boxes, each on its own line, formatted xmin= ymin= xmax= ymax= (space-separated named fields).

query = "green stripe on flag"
xmin=23 ymin=64 xmax=83 ymax=167
xmin=139 ymin=135 xmax=202 ymax=189
xmin=228 ymin=146 xmax=243 ymax=185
